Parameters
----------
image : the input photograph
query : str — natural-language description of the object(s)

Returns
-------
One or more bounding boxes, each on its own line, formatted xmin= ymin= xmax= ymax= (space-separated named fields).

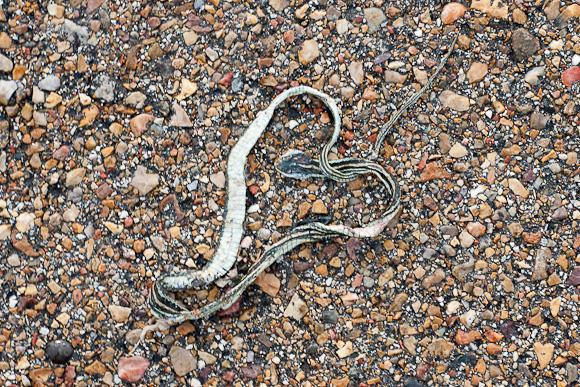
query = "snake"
xmin=148 ymin=85 xmax=400 ymax=324
xmin=147 ymin=35 xmax=458 ymax=327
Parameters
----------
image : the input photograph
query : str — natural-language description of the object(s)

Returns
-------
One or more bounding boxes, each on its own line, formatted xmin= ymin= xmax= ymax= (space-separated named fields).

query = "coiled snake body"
xmin=148 ymin=86 xmax=400 ymax=324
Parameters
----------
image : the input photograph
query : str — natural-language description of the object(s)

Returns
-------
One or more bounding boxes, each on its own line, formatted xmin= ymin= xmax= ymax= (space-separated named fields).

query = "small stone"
xmin=125 ymin=91 xmax=146 ymax=108
xmin=85 ymin=360 xmax=106 ymax=376
xmin=118 ymin=357 xmax=149 ymax=383
xmin=298 ymin=39 xmax=319 ymax=65
xmin=543 ymin=0 xmax=560 ymax=20
xmin=336 ymin=341 xmax=355 ymax=358
xmin=131 ymin=166 xmax=159 ymax=195
xmin=439 ymin=90 xmax=470 ymax=111
xmin=511 ymin=28 xmax=540 ymax=62
xmin=0 ymin=54 xmax=13 ymax=73
xmin=198 ymin=351 xmax=217 ymax=365
xmin=65 ymin=168 xmax=86 ymax=187
xmin=467 ymin=62 xmax=488 ymax=83
xmin=524 ymin=67 xmax=545 ymax=85
xmin=0 ymin=80 xmax=17 ymax=105
xmin=420 ymin=162 xmax=451 ymax=181
xmin=0 ymin=32 xmax=12 ymax=49
xmin=566 ymin=266 xmax=580 ymax=286
xmin=532 ymin=248 xmax=550 ymax=281
xmin=459 ymin=230 xmax=475 ymax=248
xmin=170 ymin=346 xmax=196 ymax=376
xmin=422 ymin=268 xmax=445 ymax=289
xmin=47 ymin=3 xmax=65 ymax=17
xmin=183 ymin=31 xmax=198 ymax=46
xmin=348 ymin=61 xmax=364 ymax=85
xmin=534 ymin=342 xmax=554 ymax=369
xmin=269 ymin=0 xmax=289 ymax=12
xmin=108 ymin=305 xmax=131 ymax=323
xmin=562 ymin=66 xmax=580 ymax=88
xmin=449 ymin=143 xmax=468 ymax=158
xmin=94 ymin=74 xmax=116 ymax=102
xmin=169 ymin=103 xmax=193 ymax=127
xmin=284 ymin=293 xmax=308 ymax=320
xmin=466 ymin=222 xmax=486 ymax=237
xmin=508 ymin=178 xmax=529 ymax=199
xmin=311 ymin=199 xmax=328 ymax=215
xmin=129 ymin=114 xmax=155 ymax=137
xmin=7 ymin=253 xmax=20 ymax=266
xmin=210 ymin=171 xmax=226 ymax=189
xmin=364 ymin=8 xmax=386 ymax=33
xmin=16 ymin=212 xmax=35 ymax=233
xmin=175 ymin=79 xmax=198 ymax=100
xmin=441 ymin=2 xmax=467 ymax=24
xmin=46 ymin=340 xmax=74 ymax=364
xmin=426 ymin=339 xmax=455 ymax=359
xmin=471 ymin=0 xmax=508 ymax=19
xmin=336 ymin=19 xmax=350 ymax=34
xmin=254 ymin=273 xmax=280 ymax=297
xmin=513 ymin=8 xmax=527 ymax=24
xmin=38 ymin=75 xmax=60 ymax=91
xmin=551 ymin=207 xmax=568 ymax=221
xmin=529 ymin=111 xmax=549 ymax=130
xmin=383 ymin=70 xmax=407 ymax=84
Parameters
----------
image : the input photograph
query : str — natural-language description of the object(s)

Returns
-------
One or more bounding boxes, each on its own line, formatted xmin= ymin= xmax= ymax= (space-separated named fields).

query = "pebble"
xmin=283 ymin=293 xmax=308 ymax=320
xmin=441 ymin=3 xmax=467 ymax=25
xmin=364 ymin=8 xmax=386 ymax=33
xmin=561 ymin=66 xmax=580 ymax=87
xmin=0 ymin=54 xmax=13 ymax=73
xmin=439 ymin=90 xmax=470 ymax=111
xmin=0 ymin=79 xmax=17 ymax=105
xmin=524 ymin=66 xmax=545 ymax=85
xmin=466 ymin=62 xmax=488 ymax=83
xmin=210 ymin=171 xmax=226 ymax=189
xmin=45 ymin=340 xmax=74 ymax=364
xmin=511 ymin=28 xmax=540 ymax=62
xmin=169 ymin=103 xmax=193 ymax=127
xmin=117 ymin=356 xmax=149 ymax=383
xmin=449 ymin=143 xmax=468 ymax=158
xmin=384 ymin=70 xmax=407 ymax=84
xmin=348 ymin=61 xmax=364 ymax=85
xmin=65 ymin=168 xmax=86 ymax=187
xmin=529 ymin=111 xmax=549 ymax=130
xmin=94 ymin=74 xmax=116 ymax=102
xmin=38 ymin=75 xmax=61 ymax=91
xmin=108 ymin=305 xmax=132 ymax=323
xmin=130 ymin=166 xmax=159 ymax=195
xmin=298 ymin=39 xmax=319 ymax=65
xmin=170 ymin=346 xmax=196 ymax=376
xmin=508 ymin=178 xmax=529 ymax=199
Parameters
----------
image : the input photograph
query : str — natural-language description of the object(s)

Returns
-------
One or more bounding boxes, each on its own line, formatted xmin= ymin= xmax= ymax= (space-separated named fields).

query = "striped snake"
xmin=146 ymin=35 xmax=457 ymax=330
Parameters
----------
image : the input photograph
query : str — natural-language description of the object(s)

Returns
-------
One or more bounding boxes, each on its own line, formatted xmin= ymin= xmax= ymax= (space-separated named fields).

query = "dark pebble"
xmin=46 ymin=340 xmax=74 ymax=364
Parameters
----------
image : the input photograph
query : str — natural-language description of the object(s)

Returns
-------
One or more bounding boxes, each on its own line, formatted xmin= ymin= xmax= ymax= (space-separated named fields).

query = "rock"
xmin=108 ymin=305 xmax=132 ymax=323
xmin=65 ymin=168 xmax=86 ymax=187
xmin=383 ymin=70 xmax=407 ymax=84
xmin=62 ymin=19 xmax=89 ymax=43
xmin=529 ymin=111 xmax=549 ymax=129
xmin=38 ymin=75 xmax=60 ymax=91
xmin=16 ymin=212 xmax=35 ymax=233
xmin=467 ymin=62 xmax=488 ymax=83
xmin=562 ymin=66 xmax=580 ymax=87
xmin=441 ymin=2 xmax=467 ymax=24
xmin=254 ymin=273 xmax=280 ymax=297
xmin=532 ymin=248 xmax=550 ymax=281
xmin=364 ymin=7 xmax=386 ymax=33
xmin=452 ymin=259 xmax=475 ymax=281
xmin=511 ymin=28 xmax=540 ymax=62
xmin=513 ymin=8 xmax=527 ymax=24
xmin=183 ymin=31 xmax=198 ymax=46
xmin=210 ymin=171 xmax=226 ymax=188
xmin=169 ymin=103 xmax=193 ymax=127
xmin=336 ymin=19 xmax=350 ymax=34
xmin=131 ymin=166 xmax=159 ymax=195
xmin=508 ymin=178 xmax=529 ymax=199
xmin=93 ymin=74 xmax=116 ymax=102
xmin=533 ymin=342 xmax=554 ymax=369
xmin=348 ymin=61 xmax=364 ymax=85
xmin=311 ymin=199 xmax=328 ymax=214
xmin=125 ymin=91 xmax=146 ymax=108
xmin=170 ymin=346 xmax=196 ymax=376
xmin=284 ymin=293 xmax=308 ymax=320
xmin=459 ymin=230 xmax=475 ymax=248
xmin=422 ymin=268 xmax=445 ymax=289
xmin=439 ymin=133 xmax=451 ymax=153
xmin=0 ymin=54 xmax=13 ymax=73
xmin=420 ymin=162 xmax=451 ymax=181
xmin=524 ymin=66 xmax=545 ymax=85
xmin=0 ymin=80 xmax=17 ymax=105
xmin=388 ymin=292 xmax=408 ymax=312
xmin=543 ymin=0 xmax=560 ymax=20
xmin=129 ymin=114 xmax=155 ymax=136
xmin=426 ymin=339 xmax=455 ymax=359
xmin=175 ymin=79 xmax=198 ymax=100
xmin=86 ymin=360 xmax=106 ymax=376
xmin=336 ymin=341 xmax=355 ymax=358
xmin=439 ymin=90 xmax=470 ymax=111
xmin=471 ymin=0 xmax=508 ymax=20
xmin=322 ymin=309 xmax=339 ymax=324
xmin=7 ymin=253 xmax=20 ymax=266
xmin=449 ymin=143 xmax=468 ymax=158
xmin=118 ymin=356 xmax=149 ymax=383
xmin=46 ymin=340 xmax=74 ymax=364
xmin=298 ymin=39 xmax=319 ymax=65
xmin=269 ymin=0 xmax=288 ymax=12
xmin=198 ymin=351 xmax=217 ymax=365
xmin=466 ymin=222 xmax=486 ymax=237
xmin=0 ymin=32 xmax=12 ymax=49
xmin=566 ymin=266 xmax=580 ymax=286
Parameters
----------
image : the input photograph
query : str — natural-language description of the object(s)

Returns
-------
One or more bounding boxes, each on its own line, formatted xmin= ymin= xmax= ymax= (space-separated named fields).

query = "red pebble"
xmin=118 ymin=356 xmax=150 ymax=383
xmin=562 ymin=66 xmax=580 ymax=87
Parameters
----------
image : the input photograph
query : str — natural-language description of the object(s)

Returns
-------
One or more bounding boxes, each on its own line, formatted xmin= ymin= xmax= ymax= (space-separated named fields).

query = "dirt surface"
xmin=0 ymin=0 xmax=579 ymax=386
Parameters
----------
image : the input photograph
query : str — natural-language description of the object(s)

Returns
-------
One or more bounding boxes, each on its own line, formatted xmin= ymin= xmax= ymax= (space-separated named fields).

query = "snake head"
xmin=275 ymin=149 xmax=323 ymax=179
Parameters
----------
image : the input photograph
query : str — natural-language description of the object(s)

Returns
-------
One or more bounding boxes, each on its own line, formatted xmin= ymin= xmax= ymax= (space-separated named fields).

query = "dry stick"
xmin=371 ymin=33 xmax=459 ymax=158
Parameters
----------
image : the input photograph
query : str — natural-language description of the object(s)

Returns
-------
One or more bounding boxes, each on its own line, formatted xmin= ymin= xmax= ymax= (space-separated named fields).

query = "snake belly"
xmin=149 ymin=86 xmax=400 ymax=323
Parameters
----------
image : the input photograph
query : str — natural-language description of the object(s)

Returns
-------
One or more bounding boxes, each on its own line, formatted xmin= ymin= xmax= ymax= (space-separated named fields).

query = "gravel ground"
xmin=0 ymin=0 xmax=579 ymax=386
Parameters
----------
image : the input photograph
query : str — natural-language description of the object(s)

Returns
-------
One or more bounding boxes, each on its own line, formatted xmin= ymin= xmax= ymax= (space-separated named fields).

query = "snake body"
xmin=149 ymin=86 xmax=400 ymax=323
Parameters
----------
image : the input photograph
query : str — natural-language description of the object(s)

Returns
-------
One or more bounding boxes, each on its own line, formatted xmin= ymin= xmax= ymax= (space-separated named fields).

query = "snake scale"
xmin=146 ymin=35 xmax=457 ymax=329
